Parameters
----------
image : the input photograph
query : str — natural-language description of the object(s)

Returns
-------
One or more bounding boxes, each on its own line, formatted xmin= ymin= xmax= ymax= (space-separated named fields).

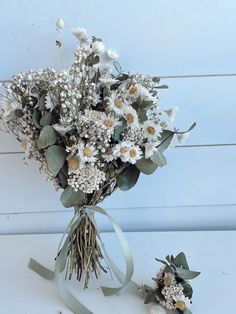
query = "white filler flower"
xmin=56 ymin=18 xmax=64 ymax=30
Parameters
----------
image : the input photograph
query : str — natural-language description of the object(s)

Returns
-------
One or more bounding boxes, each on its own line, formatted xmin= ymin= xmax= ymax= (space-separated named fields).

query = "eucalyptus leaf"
xmin=38 ymin=94 xmax=46 ymax=111
xmin=158 ymin=130 xmax=175 ymax=153
xmin=45 ymin=145 xmax=66 ymax=176
xmin=138 ymin=109 xmax=147 ymax=123
xmin=174 ymin=252 xmax=189 ymax=270
xmin=150 ymin=150 xmax=167 ymax=167
xmin=58 ymin=165 xmax=68 ymax=188
xmin=15 ymin=109 xmax=23 ymax=118
xmin=184 ymin=310 xmax=192 ymax=314
xmin=152 ymin=76 xmax=160 ymax=83
xmin=117 ymin=165 xmax=140 ymax=191
xmin=176 ymin=267 xmax=201 ymax=280
xmin=136 ymin=158 xmax=158 ymax=175
xmin=32 ymin=109 xmax=42 ymax=129
xmin=40 ymin=111 xmax=53 ymax=126
xmin=182 ymin=282 xmax=193 ymax=299
xmin=144 ymin=289 xmax=157 ymax=304
xmin=113 ymin=125 xmax=126 ymax=142
xmin=60 ymin=186 xmax=85 ymax=208
xmin=155 ymin=84 xmax=168 ymax=89
xmin=37 ymin=125 xmax=57 ymax=149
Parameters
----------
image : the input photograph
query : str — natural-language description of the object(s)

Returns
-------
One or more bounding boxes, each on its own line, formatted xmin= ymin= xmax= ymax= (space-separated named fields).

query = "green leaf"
xmin=155 ymin=84 xmax=168 ymax=89
xmin=174 ymin=252 xmax=189 ymax=270
xmin=58 ymin=165 xmax=68 ymax=188
xmin=113 ymin=125 xmax=126 ymax=142
xmin=144 ymin=290 xmax=157 ymax=304
xmin=150 ymin=150 xmax=167 ymax=167
xmin=135 ymin=158 xmax=158 ymax=175
xmin=184 ymin=310 xmax=192 ymax=314
xmin=40 ymin=111 xmax=53 ymax=126
xmin=38 ymin=94 xmax=46 ymax=111
xmin=45 ymin=145 xmax=66 ymax=176
xmin=182 ymin=282 xmax=193 ymax=299
xmin=32 ymin=109 xmax=42 ymax=129
xmin=117 ymin=165 xmax=140 ymax=191
xmin=60 ymin=186 xmax=85 ymax=208
xmin=155 ymin=258 xmax=170 ymax=267
xmin=138 ymin=109 xmax=147 ymax=123
xmin=176 ymin=267 xmax=201 ymax=280
xmin=37 ymin=125 xmax=57 ymax=149
xmin=152 ymin=76 xmax=160 ymax=83
xmin=158 ymin=130 xmax=175 ymax=153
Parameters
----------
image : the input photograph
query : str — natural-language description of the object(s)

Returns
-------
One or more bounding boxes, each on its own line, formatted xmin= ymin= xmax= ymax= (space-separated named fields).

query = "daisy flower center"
xmin=68 ymin=158 xmax=80 ymax=170
xmin=20 ymin=139 xmax=28 ymax=150
xmin=147 ymin=126 xmax=155 ymax=135
xmin=126 ymin=113 xmax=134 ymax=124
xmin=83 ymin=147 xmax=93 ymax=157
xmin=129 ymin=148 xmax=137 ymax=158
xmin=114 ymin=98 xmax=123 ymax=108
xmin=120 ymin=146 xmax=129 ymax=154
xmin=163 ymin=276 xmax=172 ymax=286
xmin=128 ymin=85 xmax=138 ymax=95
xmin=175 ymin=301 xmax=186 ymax=311
xmin=103 ymin=118 xmax=113 ymax=127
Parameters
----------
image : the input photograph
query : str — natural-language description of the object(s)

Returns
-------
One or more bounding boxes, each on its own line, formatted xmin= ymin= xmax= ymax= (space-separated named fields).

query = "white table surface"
xmin=0 ymin=230 xmax=234 ymax=314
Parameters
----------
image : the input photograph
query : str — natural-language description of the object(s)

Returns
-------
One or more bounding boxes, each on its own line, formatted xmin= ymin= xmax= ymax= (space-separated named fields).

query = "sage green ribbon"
xmin=28 ymin=205 xmax=135 ymax=314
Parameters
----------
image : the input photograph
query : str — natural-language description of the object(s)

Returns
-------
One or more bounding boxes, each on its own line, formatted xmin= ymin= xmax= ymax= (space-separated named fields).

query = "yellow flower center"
xmin=68 ymin=158 xmax=80 ymax=170
xmin=163 ymin=276 xmax=172 ymax=286
xmin=20 ymin=139 xmax=28 ymax=150
xmin=147 ymin=126 xmax=155 ymax=135
xmin=114 ymin=98 xmax=123 ymax=108
xmin=128 ymin=85 xmax=138 ymax=95
xmin=129 ymin=149 xmax=137 ymax=158
xmin=103 ymin=118 xmax=113 ymax=127
xmin=176 ymin=301 xmax=186 ymax=311
xmin=23 ymin=90 xmax=29 ymax=97
xmin=83 ymin=147 xmax=93 ymax=157
xmin=126 ymin=113 xmax=134 ymax=124
xmin=120 ymin=146 xmax=129 ymax=154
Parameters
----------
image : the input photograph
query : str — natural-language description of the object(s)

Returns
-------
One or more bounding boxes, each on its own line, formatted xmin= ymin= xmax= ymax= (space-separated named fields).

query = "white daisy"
xmin=126 ymin=145 xmax=142 ymax=164
xmin=177 ymin=132 xmax=189 ymax=143
xmin=173 ymin=295 xmax=191 ymax=311
xmin=113 ymin=141 xmax=133 ymax=162
xmin=1 ymin=98 xmax=22 ymax=121
xmin=107 ymin=92 xmax=127 ymax=116
xmin=139 ymin=85 xmax=156 ymax=102
xmin=56 ymin=18 xmax=64 ymax=30
xmin=71 ymin=27 xmax=88 ymax=42
xmin=164 ymin=107 xmax=179 ymax=122
xmin=20 ymin=138 xmax=32 ymax=158
xmin=99 ymin=77 xmax=118 ymax=87
xmin=92 ymin=41 xmax=105 ymax=55
xmin=67 ymin=155 xmax=84 ymax=174
xmin=127 ymin=84 xmax=141 ymax=99
xmin=163 ymin=272 xmax=176 ymax=286
xmin=102 ymin=148 xmax=116 ymax=162
xmin=150 ymin=305 xmax=166 ymax=314
xmin=123 ymin=106 xmax=139 ymax=130
xmin=144 ymin=141 xmax=160 ymax=158
xmin=142 ymin=120 xmax=162 ymax=141
xmin=78 ymin=142 xmax=98 ymax=163
xmin=101 ymin=114 xmax=121 ymax=130
xmin=53 ymin=124 xmax=72 ymax=135
xmin=105 ymin=49 xmax=119 ymax=61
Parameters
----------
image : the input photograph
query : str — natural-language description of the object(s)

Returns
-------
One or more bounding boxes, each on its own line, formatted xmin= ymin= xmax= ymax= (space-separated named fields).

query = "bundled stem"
xmin=64 ymin=208 xmax=107 ymax=289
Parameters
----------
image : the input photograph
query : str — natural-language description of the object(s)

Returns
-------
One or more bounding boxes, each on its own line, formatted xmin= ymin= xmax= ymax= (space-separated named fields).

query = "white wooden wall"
xmin=1 ymin=0 xmax=236 ymax=234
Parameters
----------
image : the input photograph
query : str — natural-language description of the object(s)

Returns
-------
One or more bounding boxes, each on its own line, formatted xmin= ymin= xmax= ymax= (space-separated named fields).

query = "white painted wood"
xmin=1 ymin=204 xmax=236 ymax=235
xmin=0 ymin=231 xmax=233 ymax=313
xmin=0 ymin=146 xmax=236 ymax=215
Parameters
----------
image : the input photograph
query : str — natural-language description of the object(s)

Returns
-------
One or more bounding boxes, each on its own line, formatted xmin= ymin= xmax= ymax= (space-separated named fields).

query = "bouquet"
xmin=140 ymin=253 xmax=200 ymax=314
xmin=0 ymin=21 xmax=195 ymax=311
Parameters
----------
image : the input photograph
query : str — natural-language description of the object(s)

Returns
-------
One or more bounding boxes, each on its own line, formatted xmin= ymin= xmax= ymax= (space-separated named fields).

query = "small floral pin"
xmin=140 ymin=252 xmax=200 ymax=314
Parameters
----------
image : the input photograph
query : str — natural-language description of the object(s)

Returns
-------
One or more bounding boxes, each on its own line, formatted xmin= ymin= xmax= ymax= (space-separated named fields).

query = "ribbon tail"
xmin=28 ymin=258 xmax=54 ymax=280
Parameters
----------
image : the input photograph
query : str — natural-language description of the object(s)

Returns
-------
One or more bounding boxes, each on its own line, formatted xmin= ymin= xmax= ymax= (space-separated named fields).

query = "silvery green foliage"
xmin=140 ymin=253 xmax=200 ymax=314
xmin=0 ymin=26 xmax=194 ymax=207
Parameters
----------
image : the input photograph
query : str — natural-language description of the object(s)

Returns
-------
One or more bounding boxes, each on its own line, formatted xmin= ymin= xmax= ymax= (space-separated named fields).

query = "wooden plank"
xmin=0 ymin=231 xmax=234 ymax=313
xmin=1 ymin=204 xmax=236 ymax=235
xmin=0 ymin=145 xmax=236 ymax=215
